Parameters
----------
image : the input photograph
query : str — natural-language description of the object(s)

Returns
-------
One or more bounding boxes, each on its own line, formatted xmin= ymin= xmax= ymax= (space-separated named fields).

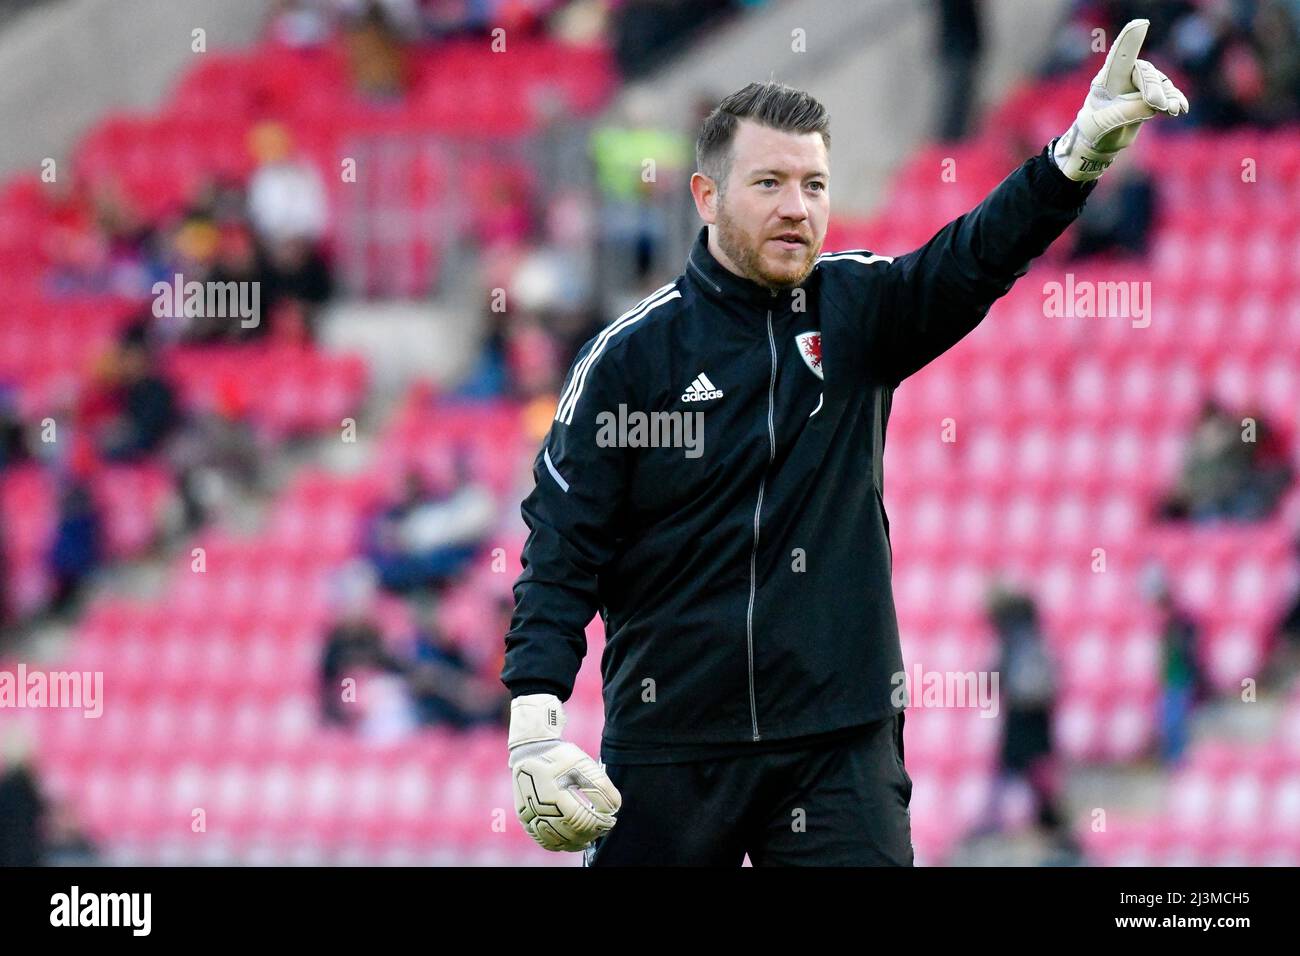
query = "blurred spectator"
xmin=46 ymin=474 xmax=103 ymax=616
xmin=342 ymin=0 xmax=412 ymax=99
xmin=551 ymin=0 xmax=613 ymax=44
xmin=589 ymin=92 xmax=691 ymax=284
xmin=95 ymin=323 xmax=181 ymax=463
xmin=43 ymin=175 xmax=161 ymax=299
xmin=456 ymin=184 xmax=596 ymax=401
xmin=1246 ymin=408 xmax=1296 ymax=513
xmin=1250 ymin=0 xmax=1300 ymax=127
xmin=0 ymin=727 xmax=99 ymax=865
xmin=319 ymin=610 xmax=406 ymax=726
xmin=504 ymin=312 xmax=564 ymax=401
xmin=1159 ymin=398 xmax=1251 ymax=520
xmin=935 ymin=0 xmax=984 ymax=142
xmin=164 ymin=376 xmax=264 ymax=532
xmin=364 ymin=464 xmax=495 ymax=593
xmin=42 ymin=800 xmax=99 ymax=866
xmin=453 ymin=304 xmax=511 ymax=400
xmin=1266 ymin=534 xmax=1300 ymax=686
xmin=42 ymin=176 xmax=104 ymax=294
xmin=191 ymin=224 xmax=271 ymax=344
xmin=90 ymin=178 xmax=158 ymax=297
xmin=520 ymin=187 xmax=598 ymax=321
xmin=1144 ymin=568 xmax=1208 ymax=765
xmin=260 ymin=236 xmax=334 ymax=342
xmin=266 ymin=0 xmax=336 ymax=48
xmin=247 ymin=122 xmax=328 ymax=247
xmin=0 ymin=732 xmax=45 ymax=866
xmin=244 ymin=123 xmax=333 ymax=341
xmin=404 ymin=593 xmax=510 ymax=730
xmin=0 ymin=389 xmax=29 ymax=470
xmin=1067 ymin=154 xmax=1156 ymax=260
xmin=970 ymin=587 xmax=1076 ymax=856
xmin=1158 ymin=398 xmax=1293 ymax=522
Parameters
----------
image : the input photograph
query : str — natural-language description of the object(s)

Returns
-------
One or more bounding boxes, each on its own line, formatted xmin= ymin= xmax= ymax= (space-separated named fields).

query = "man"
xmin=502 ymin=20 xmax=1187 ymax=865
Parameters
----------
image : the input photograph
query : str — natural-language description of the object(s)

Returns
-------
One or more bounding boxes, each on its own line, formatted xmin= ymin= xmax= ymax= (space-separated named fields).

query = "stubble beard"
xmin=715 ymin=197 xmax=821 ymax=290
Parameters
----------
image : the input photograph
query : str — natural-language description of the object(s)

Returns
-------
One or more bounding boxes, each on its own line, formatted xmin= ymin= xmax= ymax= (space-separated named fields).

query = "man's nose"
xmin=776 ymin=186 xmax=809 ymax=221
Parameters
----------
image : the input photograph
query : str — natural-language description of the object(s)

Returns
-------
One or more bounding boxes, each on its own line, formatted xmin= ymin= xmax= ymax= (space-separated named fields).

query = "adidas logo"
xmin=681 ymin=372 xmax=723 ymax=402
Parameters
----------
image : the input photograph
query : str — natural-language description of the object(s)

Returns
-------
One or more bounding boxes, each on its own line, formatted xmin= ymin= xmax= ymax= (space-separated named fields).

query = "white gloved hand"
xmin=508 ymin=693 xmax=622 ymax=852
xmin=1053 ymin=18 xmax=1190 ymax=182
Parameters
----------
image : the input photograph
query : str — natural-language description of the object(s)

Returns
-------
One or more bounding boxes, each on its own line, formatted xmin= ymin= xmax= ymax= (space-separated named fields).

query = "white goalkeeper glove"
xmin=508 ymin=693 xmax=622 ymax=852
xmin=1053 ymin=18 xmax=1190 ymax=182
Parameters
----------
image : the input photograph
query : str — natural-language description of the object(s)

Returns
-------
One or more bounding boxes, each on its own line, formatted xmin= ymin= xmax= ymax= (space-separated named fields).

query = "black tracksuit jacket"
xmin=502 ymin=141 xmax=1095 ymax=763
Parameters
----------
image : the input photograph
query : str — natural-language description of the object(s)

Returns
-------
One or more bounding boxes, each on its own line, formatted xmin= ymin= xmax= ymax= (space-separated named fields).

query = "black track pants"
xmin=583 ymin=712 xmax=914 ymax=867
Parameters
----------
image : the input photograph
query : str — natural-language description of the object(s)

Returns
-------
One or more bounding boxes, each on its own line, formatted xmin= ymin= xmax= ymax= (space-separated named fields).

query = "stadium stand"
xmin=2 ymin=0 xmax=1298 ymax=868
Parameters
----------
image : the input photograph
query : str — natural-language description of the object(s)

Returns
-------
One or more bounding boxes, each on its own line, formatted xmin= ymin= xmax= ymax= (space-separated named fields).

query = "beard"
xmin=715 ymin=201 xmax=822 ymax=290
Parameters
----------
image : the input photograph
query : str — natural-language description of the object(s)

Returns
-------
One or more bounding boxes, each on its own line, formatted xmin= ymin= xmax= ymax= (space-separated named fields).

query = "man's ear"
xmin=690 ymin=171 xmax=719 ymax=224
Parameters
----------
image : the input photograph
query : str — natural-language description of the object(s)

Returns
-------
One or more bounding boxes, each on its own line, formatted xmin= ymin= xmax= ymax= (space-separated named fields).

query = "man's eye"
xmin=759 ymin=179 xmax=777 ymax=187
xmin=808 ymin=181 xmax=826 ymax=192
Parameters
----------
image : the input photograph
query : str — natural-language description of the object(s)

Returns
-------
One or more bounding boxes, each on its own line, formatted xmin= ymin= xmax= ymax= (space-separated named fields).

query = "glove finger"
xmin=529 ymin=815 xmax=582 ymax=851
xmin=1132 ymin=60 xmax=1168 ymax=111
xmin=1161 ymin=77 xmax=1182 ymax=116
xmin=550 ymin=788 xmax=617 ymax=847
xmin=1099 ymin=18 xmax=1150 ymax=95
xmin=558 ymin=761 xmax=622 ymax=816
xmin=1162 ymin=76 xmax=1189 ymax=116
xmin=582 ymin=761 xmax=623 ymax=813
xmin=561 ymin=785 xmax=618 ymax=826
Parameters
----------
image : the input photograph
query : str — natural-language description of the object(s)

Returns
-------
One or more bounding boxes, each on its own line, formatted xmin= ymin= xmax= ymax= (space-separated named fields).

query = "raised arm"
xmin=864 ymin=18 xmax=1187 ymax=386
xmin=868 ymin=143 xmax=1097 ymax=386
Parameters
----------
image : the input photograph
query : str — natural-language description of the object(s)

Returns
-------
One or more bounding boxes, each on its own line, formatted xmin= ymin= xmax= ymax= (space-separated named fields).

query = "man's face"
xmin=697 ymin=119 xmax=829 ymax=289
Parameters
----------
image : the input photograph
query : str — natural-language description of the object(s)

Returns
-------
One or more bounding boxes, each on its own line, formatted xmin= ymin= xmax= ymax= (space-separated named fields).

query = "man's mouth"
xmin=770 ymin=233 xmax=808 ymax=249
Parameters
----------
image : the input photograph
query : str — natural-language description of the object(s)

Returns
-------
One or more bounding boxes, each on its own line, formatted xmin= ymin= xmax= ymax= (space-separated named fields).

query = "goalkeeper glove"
xmin=1053 ymin=18 xmax=1190 ymax=182
xmin=508 ymin=693 xmax=622 ymax=852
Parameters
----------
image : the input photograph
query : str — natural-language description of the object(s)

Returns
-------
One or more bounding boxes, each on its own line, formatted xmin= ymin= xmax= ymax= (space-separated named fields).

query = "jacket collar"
xmin=685 ymin=225 xmax=809 ymax=311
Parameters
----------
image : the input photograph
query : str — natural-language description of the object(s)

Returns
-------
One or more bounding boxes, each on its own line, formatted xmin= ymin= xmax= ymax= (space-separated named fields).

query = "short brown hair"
xmin=695 ymin=82 xmax=831 ymax=192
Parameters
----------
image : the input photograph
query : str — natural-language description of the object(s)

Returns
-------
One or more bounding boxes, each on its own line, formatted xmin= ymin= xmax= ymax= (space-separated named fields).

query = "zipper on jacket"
xmin=746 ymin=304 xmax=779 ymax=741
